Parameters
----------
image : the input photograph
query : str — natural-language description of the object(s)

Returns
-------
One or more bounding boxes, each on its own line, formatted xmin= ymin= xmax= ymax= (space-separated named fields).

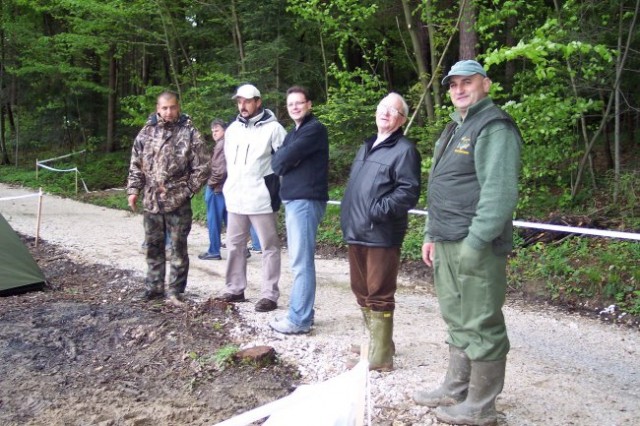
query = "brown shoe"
xmin=255 ymin=298 xmax=277 ymax=312
xmin=165 ymin=293 xmax=186 ymax=307
xmin=215 ymin=292 xmax=246 ymax=302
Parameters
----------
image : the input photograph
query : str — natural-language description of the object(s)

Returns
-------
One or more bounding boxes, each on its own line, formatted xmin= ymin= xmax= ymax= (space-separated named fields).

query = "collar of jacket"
xmin=147 ymin=113 xmax=189 ymax=128
xmin=450 ymin=97 xmax=494 ymax=124
xmin=293 ymin=112 xmax=315 ymax=131
xmin=237 ymin=108 xmax=272 ymax=127
xmin=364 ymin=127 xmax=404 ymax=151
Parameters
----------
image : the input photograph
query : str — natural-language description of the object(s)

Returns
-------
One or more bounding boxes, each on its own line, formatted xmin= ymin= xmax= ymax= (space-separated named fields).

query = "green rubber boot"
xmin=434 ymin=358 xmax=506 ymax=426
xmin=368 ymin=310 xmax=394 ymax=372
xmin=413 ymin=345 xmax=470 ymax=407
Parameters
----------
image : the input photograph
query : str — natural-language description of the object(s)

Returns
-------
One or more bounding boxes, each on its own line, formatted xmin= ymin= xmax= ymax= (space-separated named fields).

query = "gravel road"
xmin=1 ymin=183 xmax=638 ymax=425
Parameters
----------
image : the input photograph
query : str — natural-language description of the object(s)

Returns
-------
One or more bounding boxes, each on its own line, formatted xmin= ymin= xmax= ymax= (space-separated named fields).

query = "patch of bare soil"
xmin=0 ymin=236 xmax=296 ymax=426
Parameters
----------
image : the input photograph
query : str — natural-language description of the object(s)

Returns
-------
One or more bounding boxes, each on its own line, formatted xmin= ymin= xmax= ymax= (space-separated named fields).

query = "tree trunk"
xmin=0 ymin=27 xmax=9 ymax=165
xmin=158 ymin=8 xmax=181 ymax=98
xmin=230 ymin=0 xmax=245 ymax=74
xmin=459 ymin=0 xmax=477 ymax=59
xmin=106 ymin=45 xmax=117 ymax=153
xmin=505 ymin=14 xmax=517 ymax=89
xmin=401 ymin=0 xmax=434 ymax=121
xmin=0 ymin=104 xmax=10 ymax=165
xmin=424 ymin=0 xmax=441 ymax=107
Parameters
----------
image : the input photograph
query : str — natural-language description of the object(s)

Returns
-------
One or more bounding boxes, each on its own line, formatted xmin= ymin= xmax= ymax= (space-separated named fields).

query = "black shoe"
xmin=215 ymin=292 xmax=246 ymax=302
xmin=245 ymin=248 xmax=251 ymax=258
xmin=198 ymin=252 xmax=222 ymax=260
xmin=255 ymin=298 xmax=277 ymax=312
xmin=134 ymin=289 xmax=165 ymax=302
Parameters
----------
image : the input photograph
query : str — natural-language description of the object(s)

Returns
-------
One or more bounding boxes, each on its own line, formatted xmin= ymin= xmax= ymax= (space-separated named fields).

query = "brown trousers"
xmin=348 ymin=244 xmax=400 ymax=311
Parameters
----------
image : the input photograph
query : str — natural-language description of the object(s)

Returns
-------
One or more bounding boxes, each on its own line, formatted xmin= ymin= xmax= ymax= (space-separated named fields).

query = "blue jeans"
xmin=204 ymin=186 xmax=227 ymax=256
xmin=250 ymin=225 xmax=261 ymax=251
xmin=284 ymin=199 xmax=326 ymax=327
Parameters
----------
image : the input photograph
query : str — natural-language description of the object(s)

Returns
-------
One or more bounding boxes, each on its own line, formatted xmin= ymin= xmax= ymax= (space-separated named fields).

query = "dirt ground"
xmin=1 ymin=184 xmax=640 ymax=426
xmin=0 ymin=236 xmax=296 ymax=426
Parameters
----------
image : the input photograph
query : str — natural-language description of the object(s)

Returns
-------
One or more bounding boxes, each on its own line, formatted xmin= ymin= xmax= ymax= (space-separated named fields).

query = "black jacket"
xmin=340 ymin=128 xmax=421 ymax=247
xmin=272 ymin=114 xmax=329 ymax=201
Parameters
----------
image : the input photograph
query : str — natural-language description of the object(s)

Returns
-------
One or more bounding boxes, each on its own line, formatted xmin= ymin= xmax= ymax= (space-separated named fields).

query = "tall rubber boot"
xmin=368 ymin=310 xmax=394 ymax=372
xmin=434 ymin=358 xmax=506 ymax=426
xmin=413 ymin=345 xmax=470 ymax=407
xmin=350 ymin=307 xmax=371 ymax=354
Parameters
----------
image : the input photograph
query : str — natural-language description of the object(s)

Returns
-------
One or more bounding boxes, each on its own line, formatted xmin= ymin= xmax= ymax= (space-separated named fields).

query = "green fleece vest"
xmin=427 ymin=102 xmax=518 ymax=253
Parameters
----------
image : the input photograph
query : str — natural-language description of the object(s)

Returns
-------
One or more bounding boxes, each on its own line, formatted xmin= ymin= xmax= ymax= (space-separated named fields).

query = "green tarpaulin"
xmin=0 ymin=213 xmax=46 ymax=296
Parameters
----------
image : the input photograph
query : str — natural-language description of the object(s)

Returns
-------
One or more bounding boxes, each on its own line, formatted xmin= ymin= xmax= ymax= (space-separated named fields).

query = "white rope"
xmin=36 ymin=163 xmax=78 ymax=173
xmin=327 ymin=200 xmax=640 ymax=241
xmin=37 ymin=150 xmax=86 ymax=164
xmin=35 ymin=163 xmax=90 ymax=193
xmin=0 ymin=192 xmax=42 ymax=202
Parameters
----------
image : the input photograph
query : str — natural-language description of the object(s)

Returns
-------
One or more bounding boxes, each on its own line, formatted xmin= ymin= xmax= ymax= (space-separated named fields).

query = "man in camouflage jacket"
xmin=127 ymin=91 xmax=210 ymax=304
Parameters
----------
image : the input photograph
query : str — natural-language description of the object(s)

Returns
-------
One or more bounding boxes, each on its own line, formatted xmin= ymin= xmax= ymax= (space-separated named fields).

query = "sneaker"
xmin=269 ymin=317 xmax=310 ymax=335
xmin=215 ymin=292 xmax=246 ymax=302
xmin=198 ymin=252 xmax=222 ymax=260
xmin=250 ymin=246 xmax=262 ymax=254
xmin=255 ymin=298 xmax=277 ymax=312
xmin=245 ymin=248 xmax=251 ymax=258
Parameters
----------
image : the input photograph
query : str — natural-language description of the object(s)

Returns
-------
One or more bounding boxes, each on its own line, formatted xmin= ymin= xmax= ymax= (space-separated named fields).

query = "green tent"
xmin=0 ymin=213 xmax=46 ymax=296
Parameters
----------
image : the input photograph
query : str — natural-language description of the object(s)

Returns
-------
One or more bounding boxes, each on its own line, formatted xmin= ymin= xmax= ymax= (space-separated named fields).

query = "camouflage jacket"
xmin=127 ymin=113 xmax=210 ymax=214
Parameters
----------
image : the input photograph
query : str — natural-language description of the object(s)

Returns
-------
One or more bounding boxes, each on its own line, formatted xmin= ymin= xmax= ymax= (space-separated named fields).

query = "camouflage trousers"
xmin=143 ymin=201 xmax=192 ymax=295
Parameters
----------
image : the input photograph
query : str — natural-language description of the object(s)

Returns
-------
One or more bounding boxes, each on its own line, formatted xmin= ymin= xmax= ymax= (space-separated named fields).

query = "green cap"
xmin=441 ymin=60 xmax=487 ymax=86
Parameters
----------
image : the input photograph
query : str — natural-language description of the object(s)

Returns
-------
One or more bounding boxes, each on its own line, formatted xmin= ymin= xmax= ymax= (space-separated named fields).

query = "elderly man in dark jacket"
xmin=340 ymin=92 xmax=421 ymax=371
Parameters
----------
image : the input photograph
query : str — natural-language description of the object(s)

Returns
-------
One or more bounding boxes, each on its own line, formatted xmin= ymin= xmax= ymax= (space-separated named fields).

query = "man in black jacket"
xmin=270 ymin=86 xmax=329 ymax=334
xmin=340 ymin=92 xmax=421 ymax=370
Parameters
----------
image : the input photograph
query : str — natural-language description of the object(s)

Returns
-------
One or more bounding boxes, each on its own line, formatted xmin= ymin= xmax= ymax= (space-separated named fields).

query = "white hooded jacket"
xmin=223 ymin=108 xmax=286 ymax=214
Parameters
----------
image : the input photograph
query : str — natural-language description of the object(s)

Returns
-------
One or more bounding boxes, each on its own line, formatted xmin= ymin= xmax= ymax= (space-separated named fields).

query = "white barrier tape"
xmin=36 ymin=163 xmax=78 ymax=173
xmin=326 ymin=200 xmax=640 ymax=241
xmin=212 ymin=360 xmax=369 ymax=426
xmin=37 ymin=150 xmax=86 ymax=164
xmin=0 ymin=192 xmax=41 ymax=202
xmin=513 ymin=220 xmax=640 ymax=241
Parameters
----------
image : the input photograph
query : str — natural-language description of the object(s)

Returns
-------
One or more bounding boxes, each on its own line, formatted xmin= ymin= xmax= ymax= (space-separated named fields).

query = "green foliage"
xmin=316 ymin=188 xmax=346 ymax=249
xmin=314 ymin=65 xmax=386 ymax=181
xmin=509 ymin=238 xmax=640 ymax=315
xmin=401 ymin=215 xmax=426 ymax=261
xmin=213 ymin=345 xmax=239 ymax=370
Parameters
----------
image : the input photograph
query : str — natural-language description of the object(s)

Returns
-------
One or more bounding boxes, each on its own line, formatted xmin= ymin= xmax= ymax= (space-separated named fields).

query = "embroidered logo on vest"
xmin=454 ymin=136 xmax=472 ymax=155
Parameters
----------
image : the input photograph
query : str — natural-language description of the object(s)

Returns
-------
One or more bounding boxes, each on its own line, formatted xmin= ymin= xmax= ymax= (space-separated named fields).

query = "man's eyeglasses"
xmin=376 ymin=104 xmax=405 ymax=117
xmin=287 ymin=100 xmax=309 ymax=108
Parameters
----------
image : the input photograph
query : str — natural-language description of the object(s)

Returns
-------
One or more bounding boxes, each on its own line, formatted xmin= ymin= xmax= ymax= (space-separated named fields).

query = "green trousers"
xmin=434 ymin=240 xmax=510 ymax=361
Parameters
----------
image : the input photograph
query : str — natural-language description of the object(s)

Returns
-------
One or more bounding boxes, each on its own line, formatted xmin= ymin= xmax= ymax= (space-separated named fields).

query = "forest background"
xmin=0 ymin=0 xmax=638 ymax=318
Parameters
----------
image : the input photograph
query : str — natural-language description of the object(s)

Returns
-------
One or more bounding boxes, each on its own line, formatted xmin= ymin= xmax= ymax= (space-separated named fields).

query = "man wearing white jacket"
xmin=218 ymin=84 xmax=286 ymax=312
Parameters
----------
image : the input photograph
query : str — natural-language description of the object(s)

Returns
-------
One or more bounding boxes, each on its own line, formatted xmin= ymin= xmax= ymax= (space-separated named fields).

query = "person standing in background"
xmin=413 ymin=60 xmax=522 ymax=426
xmin=340 ymin=92 xmax=421 ymax=370
xmin=199 ymin=118 xmax=228 ymax=261
xmin=127 ymin=91 xmax=209 ymax=305
xmin=269 ymin=86 xmax=329 ymax=335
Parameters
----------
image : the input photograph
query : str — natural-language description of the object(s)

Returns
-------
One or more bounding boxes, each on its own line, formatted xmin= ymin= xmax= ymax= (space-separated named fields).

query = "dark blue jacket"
xmin=272 ymin=114 xmax=329 ymax=201
xmin=340 ymin=128 xmax=421 ymax=247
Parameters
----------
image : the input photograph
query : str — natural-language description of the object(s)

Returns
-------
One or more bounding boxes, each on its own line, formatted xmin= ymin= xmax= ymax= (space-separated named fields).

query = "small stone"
xmin=235 ymin=345 xmax=277 ymax=365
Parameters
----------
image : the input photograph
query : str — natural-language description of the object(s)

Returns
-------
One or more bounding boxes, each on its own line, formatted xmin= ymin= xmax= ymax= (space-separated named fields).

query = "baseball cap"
xmin=232 ymin=84 xmax=261 ymax=99
xmin=441 ymin=60 xmax=487 ymax=86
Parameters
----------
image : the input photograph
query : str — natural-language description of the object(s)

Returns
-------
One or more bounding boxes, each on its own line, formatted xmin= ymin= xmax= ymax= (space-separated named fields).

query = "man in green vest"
xmin=413 ymin=60 xmax=522 ymax=426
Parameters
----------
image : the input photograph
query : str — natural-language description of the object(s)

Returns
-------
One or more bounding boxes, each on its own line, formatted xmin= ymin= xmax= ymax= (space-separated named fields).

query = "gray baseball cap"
xmin=441 ymin=60 xmax=487 ymax=86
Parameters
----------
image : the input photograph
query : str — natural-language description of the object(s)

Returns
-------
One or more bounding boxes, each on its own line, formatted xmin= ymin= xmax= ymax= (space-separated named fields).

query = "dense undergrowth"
xmin=1 ymin=149 xmax=638 ymax=320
